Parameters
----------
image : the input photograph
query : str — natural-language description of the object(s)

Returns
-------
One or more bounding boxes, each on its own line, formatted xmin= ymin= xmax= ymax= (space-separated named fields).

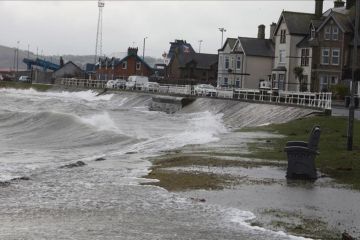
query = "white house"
xmin=217 ymin=25 xmax=274 ymax=89
xmin=271 ymin=11 xmax=317 ymax=91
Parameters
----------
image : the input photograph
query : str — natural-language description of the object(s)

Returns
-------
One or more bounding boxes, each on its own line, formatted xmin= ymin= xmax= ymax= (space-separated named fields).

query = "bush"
xmin=330 ymin=84 xmax=349 ymax=100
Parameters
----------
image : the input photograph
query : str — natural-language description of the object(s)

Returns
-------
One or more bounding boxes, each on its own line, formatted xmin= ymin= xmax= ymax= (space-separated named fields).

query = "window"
xmin=136 ymin=61 xmax=141 ymax=70
xmin=324 ymin=27 xmax=331 ymax=40
xmin=224 ymin=77 xmax=228 ymax=86
xmin=225 ymin=57 xmax=229 ymax=69
xmin=321 ymin=48 xmax=330 ymax=65
xmin=236 ymin=56 xmax=241 ymax=69
xmin=319 ymin=75 xmax=338 ymax=91
xmin=311 ymin=27 xmax=316 ymax=39
xmin=332 ymin=26 xmax=339 ymax=40
xmin=122 ymin=61 xmax=127 ymax=69
xmin=279 ymin=50 xmax=286 ymax=63
xmin=332 ymin=49 xmax=340 ymax=65
xmin=301 ymin=48 xmax=310 ymax=66
xmin=280 ymin=30 xmax=286 ymax=44
xmin=278 ymin=74 xmax=285 ymax=90
xmin=235 ymin=78 xmax=241 ymax=88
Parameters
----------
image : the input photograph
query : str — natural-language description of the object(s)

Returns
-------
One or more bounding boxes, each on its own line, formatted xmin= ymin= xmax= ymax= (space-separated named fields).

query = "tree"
xmin=60 ymin=57 xmax=64 ymax=67
xmin=293 ymin=66 xmax=304 ymax=91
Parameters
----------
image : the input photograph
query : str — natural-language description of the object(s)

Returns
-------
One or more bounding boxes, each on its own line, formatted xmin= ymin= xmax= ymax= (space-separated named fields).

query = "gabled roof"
xmin=219 ymin=38 xmax=238 ymax=51
xmin=238 ymin=37 xmax=274 ymax=57
xmin=97 ymin=54 xmax=152 ymax=70
xmin=177 ymin=52 xmax=217 ymax=70
xmin=317 ymin=11 xmax=353 ymax=33
xmin=274 ymin=11 xmax=316 ymax=36
xmin=167 ymin=40 xmax=195 ymax=60
xmin=53 ymin=61 xmax=82 ymax=74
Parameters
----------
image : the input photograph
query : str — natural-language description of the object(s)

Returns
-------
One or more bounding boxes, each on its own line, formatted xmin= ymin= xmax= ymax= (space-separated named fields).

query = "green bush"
xmin=330 ymin=84 xmax=349 ymax=100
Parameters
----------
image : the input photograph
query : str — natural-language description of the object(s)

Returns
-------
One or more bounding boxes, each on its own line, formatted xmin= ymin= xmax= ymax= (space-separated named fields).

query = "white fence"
xmin=57 ymin=78 xmax=332 ymax=110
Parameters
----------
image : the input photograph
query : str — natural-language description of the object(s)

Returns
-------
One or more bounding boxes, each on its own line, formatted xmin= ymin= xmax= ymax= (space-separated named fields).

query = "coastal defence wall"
xmin=145 ymin=93 xmax=318 ymax=128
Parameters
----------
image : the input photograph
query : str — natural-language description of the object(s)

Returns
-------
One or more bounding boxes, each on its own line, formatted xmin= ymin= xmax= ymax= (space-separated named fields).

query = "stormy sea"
xmin=0 ymin=88 xmax=314 ymax=240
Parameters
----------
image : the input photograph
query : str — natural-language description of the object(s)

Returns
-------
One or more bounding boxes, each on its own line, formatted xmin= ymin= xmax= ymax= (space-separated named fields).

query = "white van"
xmin=18 ymin=76 xmax=30 ymax=83
xmin=144 ymin=82 xmax=160 ymax=92
xmin=126 ymin=76 xmax=148 ymax=90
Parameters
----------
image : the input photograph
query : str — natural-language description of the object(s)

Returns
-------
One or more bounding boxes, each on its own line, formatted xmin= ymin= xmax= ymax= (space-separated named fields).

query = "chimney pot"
xmin=270 ymin=22 xmax=277 ymax=40
xmin=315 ymin=0 xmax=324 ymax=18
xmin=334 ymin=0 xmax=345 ymax=8
xmin=258 ymin=24 xmax=265 ymax=39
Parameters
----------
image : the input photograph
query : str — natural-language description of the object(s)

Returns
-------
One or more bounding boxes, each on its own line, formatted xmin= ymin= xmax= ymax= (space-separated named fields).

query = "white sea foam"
xmin=78 ymin=112 xmax=119 ymax=132
xmin=0 ymin=88 xmax=113 ymax=101
xmin=227 ymin=208 xmax=313 ymax=240
xmin=113 ymin=111 xmax=227 ymax=156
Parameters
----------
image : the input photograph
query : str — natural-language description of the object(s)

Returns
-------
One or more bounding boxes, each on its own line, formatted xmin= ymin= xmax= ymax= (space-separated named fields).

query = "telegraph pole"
xmin=198 ymin=40 xmax=203 ymax=53
xmin=143 ymin=37 xmax=148 ymax=60
xmin=347 ymin=0 xmax=359 ymax=151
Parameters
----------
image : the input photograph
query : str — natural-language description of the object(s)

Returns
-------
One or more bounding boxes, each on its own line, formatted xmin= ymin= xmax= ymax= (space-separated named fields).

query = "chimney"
xmin=270 ymin=22 xmax=277 ymax=39
xmin=258 ymin=24 xmax=265 ymax=39
xmin=127 ymin=47 xmax=138 ymax=56
xmin=346 ymin=0 xmax=355 ymax=9
xmin=334 ymin=0 xmax=345 ymax=8
xmin=315 ymin=0 xmax=324 ymax=18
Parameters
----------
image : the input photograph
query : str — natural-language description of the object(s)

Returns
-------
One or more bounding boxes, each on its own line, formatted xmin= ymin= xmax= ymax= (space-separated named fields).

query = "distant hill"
xmin=0 ymin=45 xmax=163 ymax=70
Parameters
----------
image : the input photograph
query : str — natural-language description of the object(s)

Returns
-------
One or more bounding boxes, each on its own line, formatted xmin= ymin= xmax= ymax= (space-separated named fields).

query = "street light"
xmin=143 ymin=37 xmax=148 ymax=60
xmin=198 ymin=40 xmax=203 ymax=53
xmin=219 ymin=27 xmax=226 ymax=48
xmin=16 ymin=41 xmax=20 ymax=74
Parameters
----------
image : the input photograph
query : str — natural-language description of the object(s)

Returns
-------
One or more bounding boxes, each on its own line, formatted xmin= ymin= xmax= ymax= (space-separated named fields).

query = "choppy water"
xmin=0 ymin=88 xmax=313 ymax=240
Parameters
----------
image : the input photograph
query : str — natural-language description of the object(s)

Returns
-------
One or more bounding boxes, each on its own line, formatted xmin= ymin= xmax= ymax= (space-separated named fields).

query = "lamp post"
xmin=143 ymin=37 xmax=148 ymax=60
xmin=16 ymin=41 xmax=20 ymax=74
xmin=347 ymin=0 xmax=360 ymax=151
xmin=219 ymin=27 xmax=226 ymax=48
xmin=198 ymin=40 xmax=203 ymax=53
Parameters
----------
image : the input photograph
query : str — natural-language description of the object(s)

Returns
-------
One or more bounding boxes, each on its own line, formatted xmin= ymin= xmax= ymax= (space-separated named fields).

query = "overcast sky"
xmin=0 ymin=1 xmax=333 ymax=58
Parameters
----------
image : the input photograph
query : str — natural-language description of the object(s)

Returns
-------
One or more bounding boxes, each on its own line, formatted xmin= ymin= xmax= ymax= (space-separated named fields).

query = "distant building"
xmin=52 ymin=61 xmax=84 ymax=80
xmin=96 ymin=47 xmax=153 ymax=80
xmin=165 ymin=40 xmax=218 ymax=85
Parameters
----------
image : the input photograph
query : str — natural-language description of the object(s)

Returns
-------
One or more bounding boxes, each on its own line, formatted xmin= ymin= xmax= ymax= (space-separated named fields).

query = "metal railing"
xmin=57 ymin=78 xmax=332 ymax=110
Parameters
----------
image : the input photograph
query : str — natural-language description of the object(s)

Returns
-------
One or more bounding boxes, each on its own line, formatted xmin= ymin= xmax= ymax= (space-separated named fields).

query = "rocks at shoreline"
xmin=0 ymin=176 xmax=31 ymax=187
xmin=60 ymin=161 xmax=86 ymax=169
xmin=94 ymin=157 xmax=106 ymax=162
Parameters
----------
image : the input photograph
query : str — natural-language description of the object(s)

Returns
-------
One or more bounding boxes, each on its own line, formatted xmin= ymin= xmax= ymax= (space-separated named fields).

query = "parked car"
xmin=143 ymin=82 xmax=160 ymax=92
xmin=194 ymin=84 xmax=217 ymax=97
xmin=126 ymin=75 xmax=148 ymax=90
xmin=114 ymin=79 xmax=127 ymax=89
xmin=105 ymin=80 xmax=116 ymax=88
xmin=18 ymin=76 xmax=31 ymax=83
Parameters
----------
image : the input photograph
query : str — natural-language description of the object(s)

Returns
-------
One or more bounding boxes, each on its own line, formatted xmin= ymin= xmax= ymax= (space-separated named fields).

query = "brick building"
xmin=96 ymin=47 xmax=153 ymax=80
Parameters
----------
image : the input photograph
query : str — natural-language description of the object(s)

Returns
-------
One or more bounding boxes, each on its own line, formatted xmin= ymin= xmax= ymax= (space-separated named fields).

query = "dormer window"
xmin=332 ymin=26 xmax=339 ymax=40
xmin=280 ymin=30 xmax=286 ymax=44
xmin=136 ymin=62 xmax=141 ymax=70
xmin=311 ymin=27 xmax=316 ymax=39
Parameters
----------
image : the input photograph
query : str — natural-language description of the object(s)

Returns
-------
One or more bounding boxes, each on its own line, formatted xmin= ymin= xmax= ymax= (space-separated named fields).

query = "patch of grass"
xmin=241 ymin=115 xmax=360 ymax=189
xmin=0 ymin=81 xmax=53 ymax=91
xmin=143 ymin=168 xmax=236 ymax=191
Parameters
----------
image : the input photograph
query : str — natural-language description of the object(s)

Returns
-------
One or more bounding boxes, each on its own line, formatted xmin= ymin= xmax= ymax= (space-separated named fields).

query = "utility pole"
xmin=198 ymin=40 xmax=203 ymax=53
xmin=219 ymin=27 xmax=226 ymax=48
xmin=27 ymin=44 xmax=30 ymax=58
xmin=143 ymin=37 xmax=148 ymax=60
xmin=16 ymin=41 xmax=20 ymax=74
xmin=347 ymin=0 xmax=359 ymax=151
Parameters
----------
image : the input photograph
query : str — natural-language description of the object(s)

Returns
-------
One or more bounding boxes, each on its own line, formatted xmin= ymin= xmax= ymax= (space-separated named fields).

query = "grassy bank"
xmin=240 ymin=115 xmax=360 ymax=189
xmin=0 ymin=81 xmax=53 ymax=91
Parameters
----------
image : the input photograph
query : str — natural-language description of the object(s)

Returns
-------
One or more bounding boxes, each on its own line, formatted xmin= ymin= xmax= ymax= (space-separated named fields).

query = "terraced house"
xmin=272 ymin=0 xmax=357 ymax=92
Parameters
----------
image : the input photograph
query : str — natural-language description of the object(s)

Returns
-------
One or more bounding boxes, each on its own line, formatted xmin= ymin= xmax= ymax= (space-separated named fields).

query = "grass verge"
xmin=240 ymin=115 xmax=360 ymax=189
xmin=0 ymin=81 xmax=53 ymax=91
